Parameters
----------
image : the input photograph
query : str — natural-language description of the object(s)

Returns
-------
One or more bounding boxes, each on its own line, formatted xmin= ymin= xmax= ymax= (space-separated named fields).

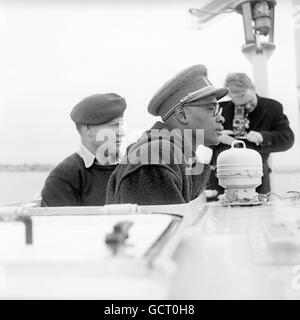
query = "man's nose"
xmin=216 ymin=114 xmax=225 ymax=124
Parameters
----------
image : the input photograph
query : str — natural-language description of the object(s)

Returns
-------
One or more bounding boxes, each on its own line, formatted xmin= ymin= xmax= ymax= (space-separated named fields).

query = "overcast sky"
xmin=0 ymin=0 xmax=299 ymax=165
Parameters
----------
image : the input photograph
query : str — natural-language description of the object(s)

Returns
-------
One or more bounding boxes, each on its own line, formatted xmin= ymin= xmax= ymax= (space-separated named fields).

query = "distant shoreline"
xmin=0 ymin=164 xmax=54 ymax=172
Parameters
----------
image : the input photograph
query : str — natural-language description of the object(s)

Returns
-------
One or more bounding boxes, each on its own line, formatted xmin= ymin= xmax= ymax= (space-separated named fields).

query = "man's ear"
xmin=84 ymin=125 xmax=94 ymax=138
xmin=174 ymin=106 xmax=188 ymax=124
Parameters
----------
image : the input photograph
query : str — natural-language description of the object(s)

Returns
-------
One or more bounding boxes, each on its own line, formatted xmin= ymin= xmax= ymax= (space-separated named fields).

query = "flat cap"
xmin=70 ymin=93 xmax=126 ymax=125
xmin=148 ymin=65 xmax=228 ymax=119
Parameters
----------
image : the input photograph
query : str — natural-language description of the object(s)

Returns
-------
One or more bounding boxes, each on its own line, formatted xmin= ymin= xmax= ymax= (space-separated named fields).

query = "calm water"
xmin=0 ymin=171 xmax=300 ymax=205
xmin=0 ymin=172 xmax=49 ymax=204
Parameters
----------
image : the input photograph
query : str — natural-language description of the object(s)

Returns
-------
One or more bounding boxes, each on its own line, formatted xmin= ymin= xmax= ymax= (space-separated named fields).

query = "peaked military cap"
xmin=147 ymin=65 xmax=228 ymax=120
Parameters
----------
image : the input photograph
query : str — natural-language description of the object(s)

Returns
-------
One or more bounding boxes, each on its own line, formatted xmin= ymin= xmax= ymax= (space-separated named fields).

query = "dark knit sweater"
xmin=106 ymin=122 xmax=211 ymax=206
xmin=41 ymin=153 xmax=117 ymax=206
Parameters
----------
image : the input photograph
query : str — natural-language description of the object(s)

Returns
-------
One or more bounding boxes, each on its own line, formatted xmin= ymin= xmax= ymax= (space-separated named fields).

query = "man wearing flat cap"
xmin=41 ymin=93 xmax=126 ymax=206
xmin=106 ymin=65 xmax=228 ymax=205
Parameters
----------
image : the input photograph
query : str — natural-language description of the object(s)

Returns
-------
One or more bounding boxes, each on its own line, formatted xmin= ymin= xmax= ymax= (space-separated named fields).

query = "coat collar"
xmin=247 ymin=95 xmax=267 ymax=130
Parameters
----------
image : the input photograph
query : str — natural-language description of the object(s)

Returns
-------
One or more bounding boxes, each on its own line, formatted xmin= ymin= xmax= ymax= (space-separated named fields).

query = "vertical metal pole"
xmin=252 ymin=53 xmax=269 ymax=97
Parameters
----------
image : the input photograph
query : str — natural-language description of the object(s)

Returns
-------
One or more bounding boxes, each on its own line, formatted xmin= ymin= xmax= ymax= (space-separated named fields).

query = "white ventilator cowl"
xmin=216 ymin=140 xmax=263 ymax=202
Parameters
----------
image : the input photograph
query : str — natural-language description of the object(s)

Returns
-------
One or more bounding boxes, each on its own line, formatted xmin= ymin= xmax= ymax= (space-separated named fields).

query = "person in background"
xmin=106 ymin=64 xmax=228 ymax=205
xmin=207 ymin=72 xmax=294 ymax=197
xmin=41 ymin=93 xmax=126 ymax=206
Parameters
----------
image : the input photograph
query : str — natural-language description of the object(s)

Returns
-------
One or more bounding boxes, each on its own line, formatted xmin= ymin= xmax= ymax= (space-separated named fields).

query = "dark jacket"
xmin=208 ymin=95 xmax=294 ymax=194
xmin=41 ymin=153 xmax=117 ymax=206
xmin=106 ymin=122 xmax=211 ymax=205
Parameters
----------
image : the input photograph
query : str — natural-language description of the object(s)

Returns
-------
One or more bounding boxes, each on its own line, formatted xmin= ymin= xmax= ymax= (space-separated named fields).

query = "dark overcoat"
xmin=106 ymin=122 xmax=211 ymax=205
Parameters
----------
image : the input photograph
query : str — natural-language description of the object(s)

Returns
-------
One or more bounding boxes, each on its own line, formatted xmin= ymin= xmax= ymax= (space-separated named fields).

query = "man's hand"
xmin=245 ymin=131 xmax=263 ymax=146
xmin=219 ymin=130 xmax=236 ymax=146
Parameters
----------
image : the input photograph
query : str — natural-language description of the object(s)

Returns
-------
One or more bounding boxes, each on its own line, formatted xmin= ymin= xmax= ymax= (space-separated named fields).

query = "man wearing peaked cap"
xmin=106 ymin=65 xmax=229 ymax=205
xmin=41 ymin=93 xmax=126 ymax=206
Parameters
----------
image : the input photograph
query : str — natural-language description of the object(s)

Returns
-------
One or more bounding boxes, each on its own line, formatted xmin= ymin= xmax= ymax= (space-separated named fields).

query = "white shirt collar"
xmin=77 ymin=144 xmax=95 ymax=168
